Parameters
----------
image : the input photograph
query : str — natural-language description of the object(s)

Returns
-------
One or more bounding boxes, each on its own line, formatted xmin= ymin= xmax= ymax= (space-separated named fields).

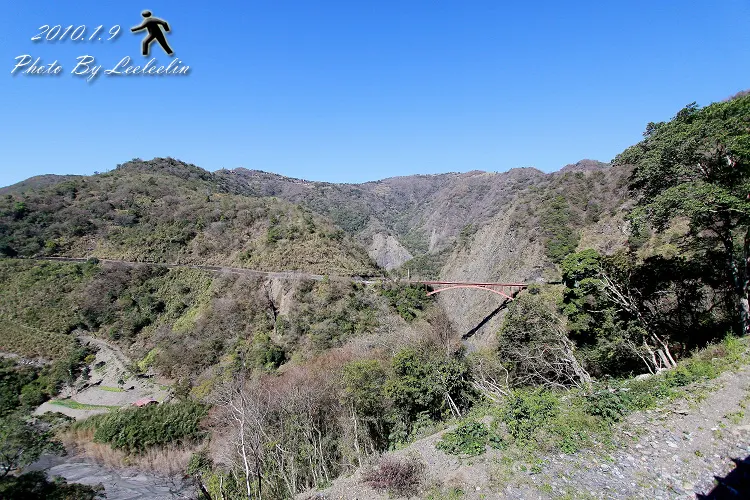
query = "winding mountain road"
xmin=36 ymin=256 xmax=361 ymax=282
xmin=34 ymin=257 xmax=535 ymax=291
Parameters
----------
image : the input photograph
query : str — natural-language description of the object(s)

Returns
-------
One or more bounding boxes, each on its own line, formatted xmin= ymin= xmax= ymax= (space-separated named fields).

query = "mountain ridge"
xmin=0 ymin=158 xmax=605 ymax=193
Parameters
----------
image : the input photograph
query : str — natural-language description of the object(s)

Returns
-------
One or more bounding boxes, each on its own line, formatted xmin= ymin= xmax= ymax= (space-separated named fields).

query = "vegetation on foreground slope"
xmin=435 ymin=336 xmax=746 ymax=461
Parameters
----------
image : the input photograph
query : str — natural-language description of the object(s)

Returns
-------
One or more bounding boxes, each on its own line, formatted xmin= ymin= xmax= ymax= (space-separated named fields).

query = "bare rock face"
xmin=269 ymin=278 xmax=298 ymax=316
xmin=368 ymin=233 xmax=413 ymax=270
xmin=438 ymin=205 xmax=548 ymax=345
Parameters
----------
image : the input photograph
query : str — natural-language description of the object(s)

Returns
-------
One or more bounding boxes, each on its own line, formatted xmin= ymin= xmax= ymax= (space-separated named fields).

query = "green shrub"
xmin=539 ymin=195 xmax=580 ymax=263
xmin=283 ymin=279 xmax=379 ymax=351
xmin=436 ymin=420 xmax=489 ymax=457
xmin=0 ymin=321 xmax=77 ymax=362
xmin=547 ymin=405 xmax=599 ymax=453
xmin=397 ymin=250 xmax=451 ymax=280
xmin=503 ymin=389 xmax=559 ymax=442
xmin=266 ymin=226 xmax=282 ymax=244
xmin=70 ymin=413 xmax=109 ymax=432
xmin=0 ymin=471 xmax=104 ymax=499
xmin=342 ymin=359 xmax=390 ymax=450
xmin=584 ymin=390 xmax=628 ymax=423
xmin=384 ymin=348 xmax=475 ymax=432
xmin=0 ymin=349 xmax=92 ymax=417
xmin=378 ymin=284 xmax=432 ymax=321
xmin=91 ymin=401 xmax=208 ymax=453
xmin=584 ymin=335 xmax=747 ymax=419
xmin=0 ymin=260 xmax=97 ymax=338
xmin=19 ymin=383 xmax=46 ymax=408
xmin=250 ymin=333 xmax=286 ymax=370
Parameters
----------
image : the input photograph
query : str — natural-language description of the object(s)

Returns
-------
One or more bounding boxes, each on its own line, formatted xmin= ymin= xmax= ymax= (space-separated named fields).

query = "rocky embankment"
xmin=313 ymin=362 xmax=750 ymax=499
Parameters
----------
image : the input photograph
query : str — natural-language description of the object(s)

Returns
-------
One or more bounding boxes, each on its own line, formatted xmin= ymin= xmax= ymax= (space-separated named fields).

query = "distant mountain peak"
xmin=559 ymin=159 xmax=610 ymax=173
xmin=114 ymin=157 xmax=216 ymax=183
xmin=725 ymin=89 xmax=750 ymax=102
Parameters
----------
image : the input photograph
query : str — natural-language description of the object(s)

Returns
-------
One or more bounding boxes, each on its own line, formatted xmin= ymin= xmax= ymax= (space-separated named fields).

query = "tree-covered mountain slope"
xmin=212 ymin=159 xmax=633 ymax=338
xmin=213 ymin=157 xmax=622 ymax=271
xmin=0 ymin=153 xmax=636 ymax=343
xmin=0 ymin=258 xmax=433 ymax=382
xmin=0 ymin=158 xmax=376 ymax=276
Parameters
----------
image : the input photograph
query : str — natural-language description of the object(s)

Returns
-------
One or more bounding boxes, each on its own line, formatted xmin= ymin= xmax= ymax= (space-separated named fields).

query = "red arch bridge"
xmin=413 ymin=281 xmax=529 ymax=300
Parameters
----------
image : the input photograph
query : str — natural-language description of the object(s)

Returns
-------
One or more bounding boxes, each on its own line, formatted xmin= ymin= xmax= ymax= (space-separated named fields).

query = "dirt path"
xmin=80 ymin=335 xmax=134 ymax=371
xmin=313 ymin=364 xmax=750 ymax=499
xmin=35 ymin=335 xmax=170 ymax=420
xmin=37 ymin=256 xmax=342 ymax=282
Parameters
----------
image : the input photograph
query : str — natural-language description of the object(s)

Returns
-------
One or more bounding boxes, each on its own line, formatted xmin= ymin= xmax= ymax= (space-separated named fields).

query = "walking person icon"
xmin=131 ymin=10 xmax=173 ymax=57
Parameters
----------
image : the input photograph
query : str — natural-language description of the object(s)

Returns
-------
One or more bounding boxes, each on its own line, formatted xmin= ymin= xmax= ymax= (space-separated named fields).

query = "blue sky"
xmin=1 ymin=1 xmax=749 ymax=187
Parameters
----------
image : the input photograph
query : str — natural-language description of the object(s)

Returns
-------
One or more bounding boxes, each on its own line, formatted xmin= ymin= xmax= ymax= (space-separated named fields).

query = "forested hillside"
xmin=0 ymin=159 xmax=375 ymax=275
xmin=214 ymin=158 xmax=621 ymax=274
xmin=1 ymin=93 xmax=749 ymax=499
xmin=0 ymin=142 xmax=634 ymax=342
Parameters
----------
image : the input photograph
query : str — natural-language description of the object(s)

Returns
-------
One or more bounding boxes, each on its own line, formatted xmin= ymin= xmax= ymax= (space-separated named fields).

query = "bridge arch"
xmin=421 ymin=282 xmax=527 ymax=300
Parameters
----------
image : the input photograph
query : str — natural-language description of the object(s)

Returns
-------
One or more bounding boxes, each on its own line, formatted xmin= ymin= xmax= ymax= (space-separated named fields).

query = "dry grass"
xmin=0 ymin=319 xmax=75 ymax=360
xmin=60 ymin=428 xmax=126 ymax=467
xmin=131 ymin=445 xmax=195 ymax=476
xmin=59 ymin=427 xmax=197 ymax=476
